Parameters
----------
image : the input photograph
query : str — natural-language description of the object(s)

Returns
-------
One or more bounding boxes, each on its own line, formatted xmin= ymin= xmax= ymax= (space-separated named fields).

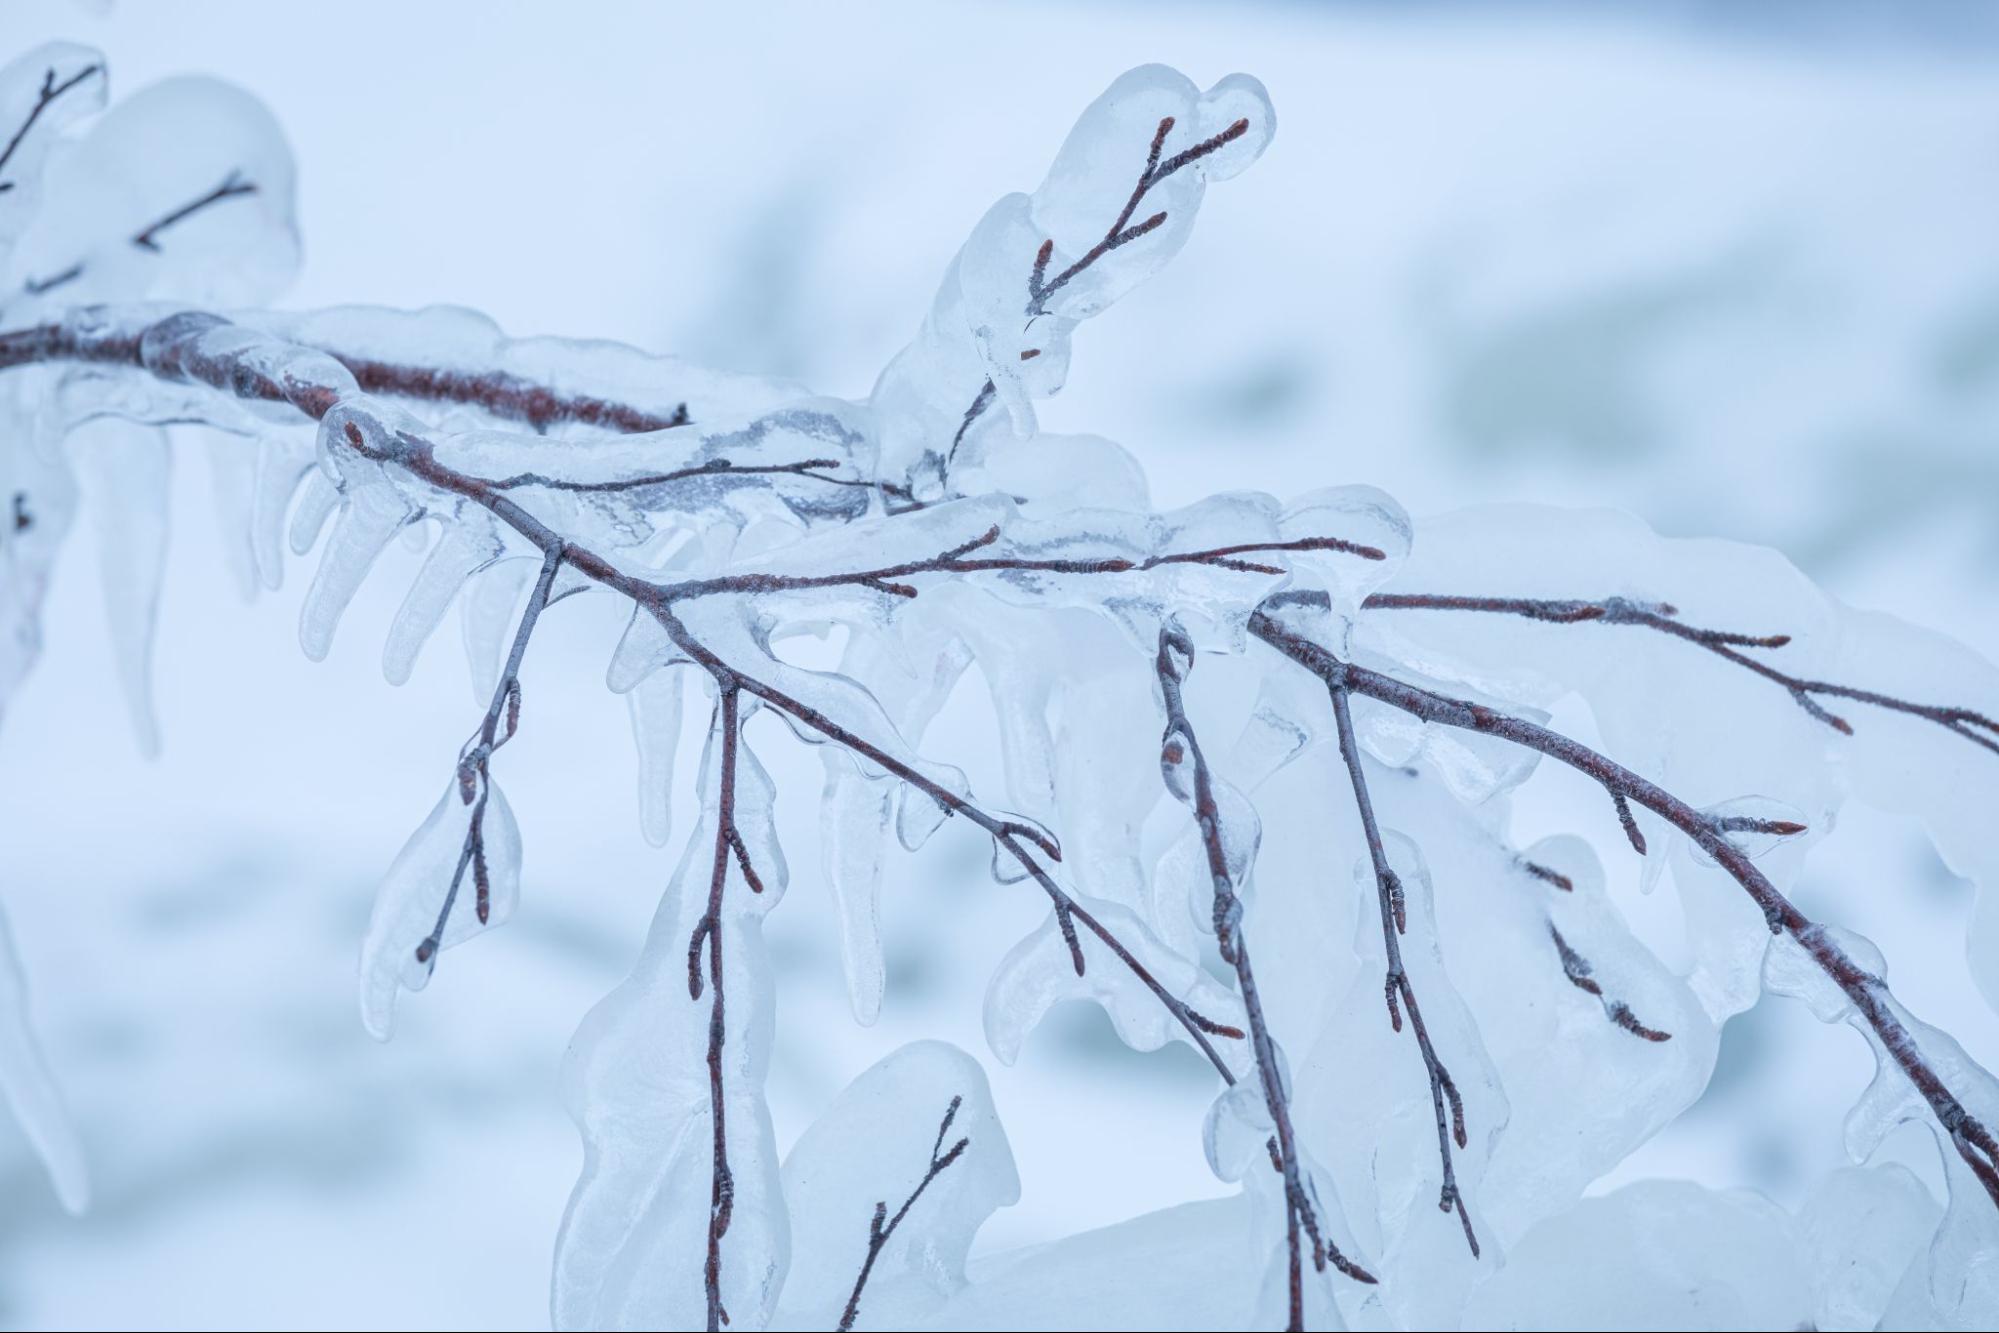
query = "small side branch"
xmin=1548 ymin=925 xmax=1672 ymax=1042
xmin=416 ymin=540 xmax=562 ymax=966
xmin=1324 ymin=681 xmax=1479 ymax=1258
xmin=836 ymin=1095 xmax=971 ymax=1332
xmin=1364 ymin=592 xmax=1999 ymax=759
xmin=1155 ymin=625 xmax=1374 ymax=1331
xmin=945 ymin=109 xmax=1251 ymax=472
xmin=664 ymin=530 xmax=1385 ymax=604
xmin=0 ymin=61 xmax=103 ymax=192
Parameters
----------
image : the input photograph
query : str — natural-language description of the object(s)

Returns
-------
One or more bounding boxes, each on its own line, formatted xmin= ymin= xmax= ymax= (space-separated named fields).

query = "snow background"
xmin=2 ymin=1 xmax=1997 ymax=1327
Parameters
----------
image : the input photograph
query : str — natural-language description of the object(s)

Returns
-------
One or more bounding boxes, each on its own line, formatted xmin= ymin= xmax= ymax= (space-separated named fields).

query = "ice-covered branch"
xmin=1324 ymin=679 xmax=1480 ymax=1258
xmin=1154 ymin=623 xmax=1373 ymax=1330
xmin=688 ymin=684 xmax=750 ymax=1333
xmin=946 ymin=108 xmax=1251 ymax=470
xmin=1364 ymin=592 xmax=1999 ymax=757
xmin=1251 ymin=606 xmax=1999 ymax=1210
xmin=0 ymin=58 xmax=101 ymax=193
xmin=836 ymin=1094 xmax=970 ymax=1333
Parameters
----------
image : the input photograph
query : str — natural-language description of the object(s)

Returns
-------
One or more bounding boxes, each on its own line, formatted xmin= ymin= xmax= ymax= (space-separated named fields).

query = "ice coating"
xmin=0 ymin=44 xmax=107 ymax=259
xmin=869 ymin=65 xmax=1274 ymax=492
xmin=2 ymin=49 xmax=1999 ymax=1333
xmin=554 ymin=705 xmax=788 ymax=1332
xmin=1461 ymin=1181 xmax=1810 ymax=1330
xmin=774 ymin=1041 xmax=1018 ymax=1329
xmin=6 ymin=74 xmax=297 ymax=314
xmin=983 ymin=896 xmax=1247 ymax=1072
xmin=358 ymin=777 xmax=522 ymax=1041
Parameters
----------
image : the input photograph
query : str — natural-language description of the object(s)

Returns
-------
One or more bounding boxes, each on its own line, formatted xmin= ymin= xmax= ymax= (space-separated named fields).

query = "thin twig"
xmin=1155 ymin=623 xmax=1374 ymax=1330
xmin=686 ymin=684 xmax=750 ymax=1333
xmin=1325 ymin=680 xmax=1479 ymax=1258
xmin=130 ymin=170 xmax=259 ymax=251
xmin=415 ymin=540 xmax=562 ymax=967
xmin=1363 ymin=592 xmax=1999 ymax=759
xmin=836 ymin=1095 xmax=971 ymax=1332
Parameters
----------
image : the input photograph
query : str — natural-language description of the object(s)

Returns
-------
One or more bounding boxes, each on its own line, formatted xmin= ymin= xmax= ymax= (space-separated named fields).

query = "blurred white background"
xmin=2 ymin=1 xmax=1997 ymax=1327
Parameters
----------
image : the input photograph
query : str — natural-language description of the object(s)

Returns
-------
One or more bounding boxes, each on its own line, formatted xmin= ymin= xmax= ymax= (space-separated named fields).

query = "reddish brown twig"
xmin=1155 ymin=624 xmax=1374 ymax=1330
xmin=1250 ymin=607 xmax=1999 ymax=1212
xmin=837 ymin=1095 xmax=970 ymax=1332
xmin=1364 ymin=593 xmax=1999 ymax=759
xmin=945 ymin=111 xmax=1251 ymax=472
xmin=1324 ymin=680 xmax=1479 ymax=1258
xmin=1547 ymin=925 xmax=1672 ymax=1042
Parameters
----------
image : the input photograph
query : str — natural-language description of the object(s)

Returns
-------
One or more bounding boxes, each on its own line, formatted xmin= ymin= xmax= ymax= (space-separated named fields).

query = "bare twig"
xmin=1324 ymin=680 xmax=1479 ymax=1257
xmin=1250 ymin=607 xmax=1999 ymax=1211
xmin=836 ymin=1095 xmax=971 ymax=1332
xmin=1155 ymin=623 xmax=1374 ymax=1330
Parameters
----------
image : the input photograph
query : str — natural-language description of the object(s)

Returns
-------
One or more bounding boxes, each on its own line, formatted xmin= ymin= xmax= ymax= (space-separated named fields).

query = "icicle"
xmin=298 ymin=482 xmax=413 ymax=661
xmin=382 ymin=518 xmax=500 ymax=686
xmin=73 ymin=417 xmax=169 ymax=756
xmin=627 ymin=666 xmax=684 ymax=849
xmin=250 ymin=431 xmax=315 ymax=589
xmin=823 ymin=764 xmax=893 ymax=1025
xmin=458 ymin=558 xmax=534 ymax=703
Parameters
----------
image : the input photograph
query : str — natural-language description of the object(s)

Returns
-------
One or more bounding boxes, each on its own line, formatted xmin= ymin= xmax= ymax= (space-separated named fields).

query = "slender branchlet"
xmin=415 ymin=539 xmax=561 ymax=967
xmin=836 ymin=1094 xmax=971 ymax=1332
xmin=0 ymin=60 xmax=103 ymax=193
xmin=1324 ymin=680 xmax=1480 ymax=1258
xmin=1155 ymin=623 xmax=1374 ymax=1330
xmin=1365 ymin=592 xmax=1999 ymax=758
xmin=1250 ymin=607 xmax=1999 ymax=1211
xmin=944 ymin=110 xmax=1251 ymax=473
